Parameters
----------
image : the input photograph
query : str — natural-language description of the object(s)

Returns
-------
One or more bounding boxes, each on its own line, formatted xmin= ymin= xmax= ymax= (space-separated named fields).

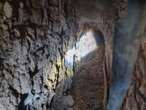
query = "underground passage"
xmin=1 ymin=0 xmax=146 ymax=110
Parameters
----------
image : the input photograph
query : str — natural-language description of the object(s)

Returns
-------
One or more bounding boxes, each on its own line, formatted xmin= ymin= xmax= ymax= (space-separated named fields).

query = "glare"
xmin=64 ymin=30 xmax=98 ymax=67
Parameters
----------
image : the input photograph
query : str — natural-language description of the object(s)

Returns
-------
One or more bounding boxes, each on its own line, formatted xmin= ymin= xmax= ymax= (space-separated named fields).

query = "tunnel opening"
xmin=1 ymin=0 xmax=146 ymax=110
xmin=65 ymin=29 xmax=105 ymax=68
xmin=63 ymin=26 xmax=108 ymax=110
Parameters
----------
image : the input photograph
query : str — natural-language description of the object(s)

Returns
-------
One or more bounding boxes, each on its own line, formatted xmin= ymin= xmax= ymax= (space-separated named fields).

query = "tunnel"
xmin=0 ymin=0 xmax=146 ymax=110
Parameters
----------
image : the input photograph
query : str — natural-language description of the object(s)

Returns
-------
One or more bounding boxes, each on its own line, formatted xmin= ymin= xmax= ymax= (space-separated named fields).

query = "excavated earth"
xmin=0 ymin=0 xmax=146 ymax=110
xmin=71 ymin=45 xmax=106 ymax=110
xmin=70 ymin=39 xmax=146 ymax=110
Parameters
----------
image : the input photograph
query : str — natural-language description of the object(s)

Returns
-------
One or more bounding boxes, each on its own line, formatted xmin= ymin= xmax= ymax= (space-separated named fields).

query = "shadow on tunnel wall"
xmin=18 ymin=94 xmax=28 ymax=110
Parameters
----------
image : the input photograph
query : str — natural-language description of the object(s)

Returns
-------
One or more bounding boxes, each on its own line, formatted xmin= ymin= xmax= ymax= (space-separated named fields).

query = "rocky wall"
xmin=0 ymin=0 xmax=146 ymax=110
xmin=0 ymin=0 xmax=77 ymax=110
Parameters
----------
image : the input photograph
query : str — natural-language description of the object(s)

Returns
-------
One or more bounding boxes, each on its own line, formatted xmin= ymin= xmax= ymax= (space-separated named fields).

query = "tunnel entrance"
xmin=65 ymin=29 xmax=105 ymax=68
xmin=64 ymin=28 xmax=107 ymax=110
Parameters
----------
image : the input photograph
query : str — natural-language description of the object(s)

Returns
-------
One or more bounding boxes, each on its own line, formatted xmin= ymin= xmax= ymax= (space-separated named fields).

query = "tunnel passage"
xmin=64 ymin=26 xmax=105 ymax=67
xmin=1 ymin=0 xmax=146 ymax=110
xmin=64 ymin=27 xmax=107 ymax=110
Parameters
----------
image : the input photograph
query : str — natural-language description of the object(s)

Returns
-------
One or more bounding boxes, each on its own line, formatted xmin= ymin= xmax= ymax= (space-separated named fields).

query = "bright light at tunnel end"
xmin=64 ymin=30 xmax=99 ymax=67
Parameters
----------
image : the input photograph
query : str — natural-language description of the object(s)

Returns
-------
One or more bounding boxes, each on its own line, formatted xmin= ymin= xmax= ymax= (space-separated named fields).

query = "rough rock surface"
xmin=121 ymin=39 xmax=146 ymax=110
xmin=0 ymin=0 xmax=146 ymax=110
xmin=71 ymin=45 xmax=106 ymax=110
xmin=70 ymin=38 xmax=146 ymax=110
xmin=0 ymin=0 xmax=77 ymax=110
